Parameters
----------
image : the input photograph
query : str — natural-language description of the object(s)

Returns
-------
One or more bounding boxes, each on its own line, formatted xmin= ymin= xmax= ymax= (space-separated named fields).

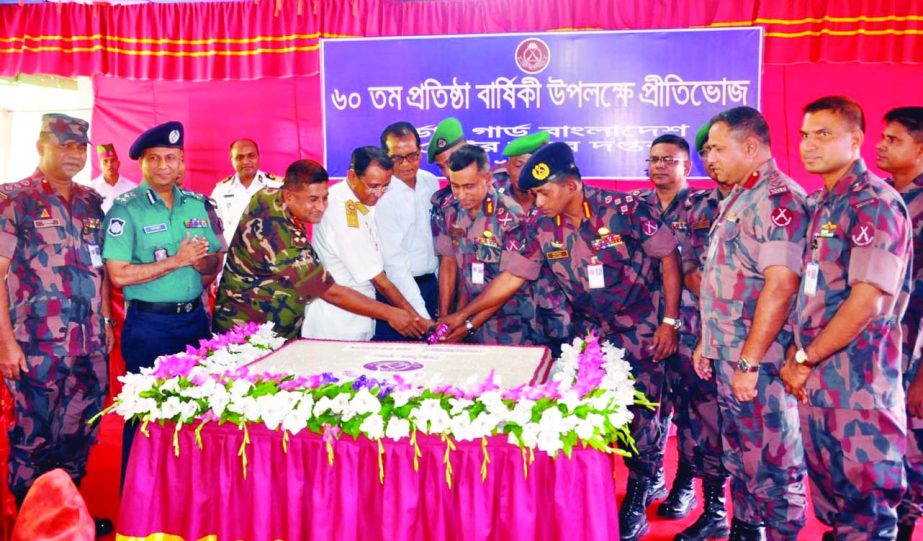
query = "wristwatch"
xmin=736 ymin=357 xmax=759 ymax=373
xmin=662 ymin=317 xmax=682 ymax=330
xmin=103 ymin=317 xmax=115 ymax=328
xmin=464 ymin=318 xmax=477 ymax=337
xmin=795 ymin=349 xmax=811 ymax=365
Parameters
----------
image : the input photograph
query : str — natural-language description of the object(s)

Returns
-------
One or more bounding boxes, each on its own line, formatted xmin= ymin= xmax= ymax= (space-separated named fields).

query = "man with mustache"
xmin=0 ymin=114 xmax=114 ymax=536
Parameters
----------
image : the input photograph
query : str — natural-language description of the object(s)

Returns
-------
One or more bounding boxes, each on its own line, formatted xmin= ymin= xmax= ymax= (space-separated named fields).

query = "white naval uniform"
xmin=86 ymin=175 xmax=138 ymax=214
xmin=373 ymin=169 xmax=439 ymax=319
xmin=302 ymin=181 xmax=384 ymax=341
xmin=210 ymin=170 xmax=282 ymax=245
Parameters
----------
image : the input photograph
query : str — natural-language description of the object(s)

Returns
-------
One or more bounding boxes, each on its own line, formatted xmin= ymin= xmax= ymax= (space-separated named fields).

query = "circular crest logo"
xmin=363 ymin=360 xmax=424 ymax=372
xmin=515 ymin=38 xmax=551 ymax=74
xmin=168 ymin=129 xmax=180 ymax=144
xmin=531 ymin=162 xmax=551 ymax=181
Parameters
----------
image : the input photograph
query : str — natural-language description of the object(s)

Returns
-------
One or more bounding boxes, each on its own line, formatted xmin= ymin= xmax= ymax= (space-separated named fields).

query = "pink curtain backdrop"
xmin=118 ymin=421 xmax=621 ymax=540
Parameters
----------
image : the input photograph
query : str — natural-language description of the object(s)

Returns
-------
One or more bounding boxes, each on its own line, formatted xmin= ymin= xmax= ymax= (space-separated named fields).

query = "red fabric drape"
xmin=1 ymin=0 xmax=922 ymax=82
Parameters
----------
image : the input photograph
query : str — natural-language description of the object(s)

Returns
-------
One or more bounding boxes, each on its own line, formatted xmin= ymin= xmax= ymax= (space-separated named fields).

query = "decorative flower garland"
xmin=102 ymin=323 xmax=652 ymax=484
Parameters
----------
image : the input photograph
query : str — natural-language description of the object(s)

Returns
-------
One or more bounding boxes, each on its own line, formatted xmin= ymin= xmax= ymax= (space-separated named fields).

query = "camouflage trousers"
xmin=715 ymin=359 xmax=806 ymax=540
xmin=801 ymin=404 xmax=907 ymax=540
xmin=663 ymin=338 xmax=727 ymax=482
xmin=8 ymin=352 xmax=108 ymax=504
xmin=623 ymin=355 xmax=667 ymax=480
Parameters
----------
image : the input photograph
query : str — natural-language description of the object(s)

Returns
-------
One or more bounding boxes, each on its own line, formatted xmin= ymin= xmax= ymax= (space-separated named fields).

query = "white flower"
xmin=448 ymin=397 xmax=473 ymax=416
xmin=537 ymin=429 xmax=564 ymax=456
xmin=159 ymin=377 xmax=181 ymax=394
xmin=256 ymin=391 xmax=298 ymax=430
xmin=519 ymin=423 xmax=539 ymax=448
xmin=390 ymin=389 xmax=417 ymax=409
xmin=158 ymin=396 xmax=184 ymax=420
xmin=537 ymin=406 xmax=565 ymax=434
xmin=559 ymin=390 xmax=581 ymax=412
xmin=329 ymin=394 xmax=351 ymax=420
xmin=385 ymin=418 xmax=410 ymax=441
xmin=359 ymin=413 xmax=385 ymax=440
xmin=477 ymin=391 xmax=508 ymax=419
xmin=509 ymin=400 xmax=536 ymax=425
xmin=348 ymin=389 xmax=382 ymax=417
xmin=281 ymin=396 xmax=315 ymax=435
xmin=575 ymin=418 xmax=596 ymax=440
xmin=411 ymin=398 xmax=451 ymax=434
xmin=229 ymin=379 xmax=253 ymax=399
xmin=608 ymin=408 xmax=634 ymax=429
xmin=209 ymin=387 xmax=231 ymax=417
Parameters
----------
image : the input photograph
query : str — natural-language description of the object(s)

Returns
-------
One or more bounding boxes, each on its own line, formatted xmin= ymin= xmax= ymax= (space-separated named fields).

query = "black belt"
xmin=132 ymin=298 xmax=202 ymax=315
xmin=413 ymin=273 xmax=437 ymax=284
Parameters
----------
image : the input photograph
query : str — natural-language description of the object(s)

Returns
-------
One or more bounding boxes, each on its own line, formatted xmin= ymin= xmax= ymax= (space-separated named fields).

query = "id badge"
xmin=588 ymin=264 xmax=605 ymax=289
xmin=803 ymin=262 xmax=819 ymax=297
xmin=88 ymin=244 xmax=103 ymax=268
xmin=472 ymin=262 xmax=485 ymax=285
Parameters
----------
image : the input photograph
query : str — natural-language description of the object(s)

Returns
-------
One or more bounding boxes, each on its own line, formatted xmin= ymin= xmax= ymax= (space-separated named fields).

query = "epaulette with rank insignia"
xmin=265 ymin=173 xmax=278 ymax=181
xmin=77 ymin=183 xmax=104 ymax=203
xmin=182 ymin=189 xmax=207 ymax=202
xmin=217 ymin=175 xmax=233 ymax=185
xmin=112 ymin=188 xmax=140 ymax=206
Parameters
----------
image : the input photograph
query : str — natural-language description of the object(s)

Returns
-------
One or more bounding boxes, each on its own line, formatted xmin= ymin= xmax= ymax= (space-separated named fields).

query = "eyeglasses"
xmin=645 ymin=156 xmax=684 ymax=166
xmin=364 ymin=182 xmax=390 ymax=194
xmin=389 ymin=152 xmax=421 ymax=165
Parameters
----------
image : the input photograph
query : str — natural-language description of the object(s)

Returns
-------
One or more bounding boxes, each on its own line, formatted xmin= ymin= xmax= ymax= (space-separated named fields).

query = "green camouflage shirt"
xmin=213 ymin=188 xmax=334 ymax=340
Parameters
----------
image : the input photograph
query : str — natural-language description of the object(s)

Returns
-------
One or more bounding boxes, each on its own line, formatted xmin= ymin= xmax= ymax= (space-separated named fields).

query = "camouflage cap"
xmin=129 ymin=121 xmax=184 ymax=160
xmin=40 ymin=113 xmax=89 ymax=145
xmin=96 ymin=143 xmax=117 ymax=158
xmin=502 ymin=131 xmax=549 ymax=158
xmin=695 ymin=121 xmax=712 ymax=155
xmin=519 ymin=142 xmax=581 ymax=191
xmin=427 ymin=117 xmax=464 ymax=163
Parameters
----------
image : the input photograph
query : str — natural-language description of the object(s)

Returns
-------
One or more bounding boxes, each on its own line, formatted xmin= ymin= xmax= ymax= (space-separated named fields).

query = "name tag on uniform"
xmin=34 ymin=219 xmax=62 ymax=228
xmin=547 ymin=249 xmax=570 ymax=260
xmin=472 ymin=262 xmax=485 ymax=285
xmin=588 ymin=263 xmax=605 ymax=289
xmin=803 ymin=262 xmax=819 ymax=297
xmin=143 ymin=223 xmax=168 ymax=234
xmin=88 ymin=244 xmax=103 ymax=268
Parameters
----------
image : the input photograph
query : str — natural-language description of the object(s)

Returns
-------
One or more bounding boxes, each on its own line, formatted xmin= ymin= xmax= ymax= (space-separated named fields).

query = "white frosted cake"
xmin=246 ymin=340 xmax=553 ymax=388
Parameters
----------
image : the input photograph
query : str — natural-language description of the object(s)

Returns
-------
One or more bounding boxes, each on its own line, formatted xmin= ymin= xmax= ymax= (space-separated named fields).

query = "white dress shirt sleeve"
xmin=375 ymin=184 xmax=431 ymax=319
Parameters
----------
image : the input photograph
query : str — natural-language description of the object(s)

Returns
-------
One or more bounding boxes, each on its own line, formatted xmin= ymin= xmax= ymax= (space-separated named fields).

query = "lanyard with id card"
xmin=472 ymin=262 xmax=485 ymax=285
xmin=588 ymin=256 xmax=605 ymax=289
xmin=88 ymin=244 xmax=103 ymax=268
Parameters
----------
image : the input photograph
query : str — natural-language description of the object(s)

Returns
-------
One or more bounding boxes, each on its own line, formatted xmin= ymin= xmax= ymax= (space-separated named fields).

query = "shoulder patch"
xmin=107 ymin=217 xmax=126 ymax=237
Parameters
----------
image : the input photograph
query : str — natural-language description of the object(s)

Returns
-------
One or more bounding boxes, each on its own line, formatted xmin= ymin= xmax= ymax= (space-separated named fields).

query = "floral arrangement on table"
xmin=101 ymin=322 xmax=651 ymax=484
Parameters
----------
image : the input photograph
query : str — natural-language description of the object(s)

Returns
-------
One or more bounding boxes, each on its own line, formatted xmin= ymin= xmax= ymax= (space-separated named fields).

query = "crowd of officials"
xmin=0 ymin=96 xmax=921 ymax=541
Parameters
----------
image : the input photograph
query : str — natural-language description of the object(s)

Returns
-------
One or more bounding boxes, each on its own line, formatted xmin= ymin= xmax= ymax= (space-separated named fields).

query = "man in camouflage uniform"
xmin=434 ymin=144 xmax=534 ymax=344
xmin=876 ymin=106 xmax=923 ymax=541
xmin=500 ymin=132 xmax=572 ymax=357
xmin=428 ymin=118 xmax=511 ymax=318
xmin=696 ymin=106 xmax=808 ymax=541
xmin=0 ymin=114 xmax=113 ymax=534
xmin=443 ymin=142 xmax=681 ymax=541
xmin=214 ymin=160 xmax=334 ymax=340
xmin=673 ymin=122 xmax=733 ymax=541
xmin=636 ymin=133 xmax=710 ymax=520
xmin=782 ymin=96 xmax=913 ymax=541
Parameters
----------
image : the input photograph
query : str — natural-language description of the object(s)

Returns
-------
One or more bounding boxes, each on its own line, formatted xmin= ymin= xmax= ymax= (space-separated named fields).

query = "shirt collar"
xmin=825 ymin=158 xmax=868 ymax=198
xmin=139 ymin=180 xmax=185 ymax=206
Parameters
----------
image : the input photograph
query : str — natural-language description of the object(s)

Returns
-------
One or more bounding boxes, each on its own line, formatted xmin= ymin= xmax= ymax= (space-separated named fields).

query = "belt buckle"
xmin=183 ymin=302 xmax=193 ymax=314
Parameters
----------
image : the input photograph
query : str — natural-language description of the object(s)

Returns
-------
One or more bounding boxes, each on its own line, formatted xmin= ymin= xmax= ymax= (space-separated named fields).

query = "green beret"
xmin=502 ymin=131 xmax=550 ymax=158
xmin=427 ymin=117 xmax=464 ymax=163
xmin=695 ymin=121 xmax=712 ymax=155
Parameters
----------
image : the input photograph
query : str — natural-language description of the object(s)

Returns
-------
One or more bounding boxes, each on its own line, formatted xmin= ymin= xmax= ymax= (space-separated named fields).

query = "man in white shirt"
xmin=210 ymin=138 xmax=282 ymax=244
xmin=372 ymin=122 xmax=440 ymax=341
xmin=302 ymin=146 xmax=432 ymax=341
xmin=87 ymin=143 xmax=137 ymax=213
